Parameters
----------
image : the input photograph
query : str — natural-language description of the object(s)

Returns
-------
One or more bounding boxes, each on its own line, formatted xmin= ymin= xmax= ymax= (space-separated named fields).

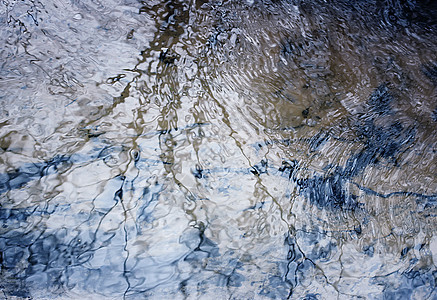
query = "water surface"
xmin=1 ymin=0 xmax=437 ymax=299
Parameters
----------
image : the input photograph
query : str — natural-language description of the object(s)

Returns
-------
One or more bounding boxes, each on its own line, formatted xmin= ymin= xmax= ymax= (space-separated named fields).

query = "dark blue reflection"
xmin=375 ymin=268 xmax=437 ymax=299
xmin=0 ymin=145 xmax=168 ymax=195
xmin=249 ymin=83 xmax=433 ymax=211
xmin=367 ymin=84 xmax=394 ymax=116
xmin=1 ymin=207 xmax=34 ymax=223
xmin=348 ymin=84 xmax=410 ymax=168
xmin=0 ymin=181 xmax=165 ymax=298
xmin=259 ymin=275 xmax=292 ymax=299
xmin=423 ymin=62 xmax=437 ymax=85
xmin=0 ymin=145 xmax=105 ymax=194
xmin=297 ymin=172 xmax=359 ymax=210
xmin=285 ymin=84 xmax=437 ymax=210
xmin=183 ymin=222 xmax=220 ymax=262
xmin=283 ymin=233 xmax=315 ymax=297
xmin=0 ymin=155 xmax=71 ymax=194
xmin=177 ymin=223 xmax=252 ymax=296
xmin=136 ymin=184 xmax=161 ymax=226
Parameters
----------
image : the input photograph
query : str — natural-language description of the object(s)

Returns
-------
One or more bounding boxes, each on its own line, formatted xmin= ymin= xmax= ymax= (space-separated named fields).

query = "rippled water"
xmin=1 ymin=0 xmax=437 ymax=299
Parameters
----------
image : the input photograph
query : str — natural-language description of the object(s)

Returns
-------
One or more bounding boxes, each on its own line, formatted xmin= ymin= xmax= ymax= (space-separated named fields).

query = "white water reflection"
xmin=1 ymin=0 xmax=437 ymax=299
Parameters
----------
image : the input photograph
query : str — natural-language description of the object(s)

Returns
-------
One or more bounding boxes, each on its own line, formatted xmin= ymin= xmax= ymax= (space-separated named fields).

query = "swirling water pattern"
xmin=0 ymin=0 xmax=436 ymax=299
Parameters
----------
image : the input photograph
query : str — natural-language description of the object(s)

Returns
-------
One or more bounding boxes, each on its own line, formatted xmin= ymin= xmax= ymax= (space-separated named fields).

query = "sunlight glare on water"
xmin=0 ymin=0 xmax=437 ymax=299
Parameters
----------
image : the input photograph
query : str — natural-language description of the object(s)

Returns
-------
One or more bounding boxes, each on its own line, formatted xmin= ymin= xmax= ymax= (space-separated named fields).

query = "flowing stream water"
xmin=1 ymin=0 xmax=437 ymax=299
